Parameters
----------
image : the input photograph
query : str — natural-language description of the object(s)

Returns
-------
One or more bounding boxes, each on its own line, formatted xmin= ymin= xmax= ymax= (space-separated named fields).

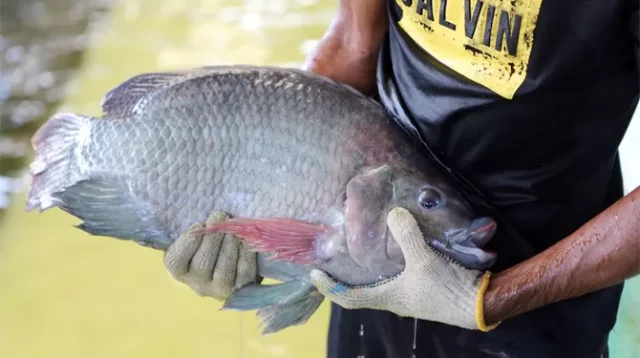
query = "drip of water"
xmin=412 ymin=318 xmax=418 ymax=358
xmin=356 ymin=323 xmax=365 ymax=358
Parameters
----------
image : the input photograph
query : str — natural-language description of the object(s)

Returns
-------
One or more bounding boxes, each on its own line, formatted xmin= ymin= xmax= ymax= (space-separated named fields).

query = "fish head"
xmin=344 ymin=164 xmax=497 ymax=276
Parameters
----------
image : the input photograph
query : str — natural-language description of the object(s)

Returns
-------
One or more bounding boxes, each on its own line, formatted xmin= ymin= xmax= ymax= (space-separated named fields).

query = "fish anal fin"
xmin=52 ymin=178 xmax=172 ymax=250
xmin=197 ymin=218 xmax=335 ymax=265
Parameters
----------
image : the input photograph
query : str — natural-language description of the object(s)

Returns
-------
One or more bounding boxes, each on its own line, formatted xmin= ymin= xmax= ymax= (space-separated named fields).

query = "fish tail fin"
xmin=223 ymin=282 xmax=324 ymax=335
xmin=26 ymin=112 xmax=92 ymax=212
xmin=24 ymin=112 xmax=172 ymax=248
xmin=197 ymin=218 xmax=334 ymax=265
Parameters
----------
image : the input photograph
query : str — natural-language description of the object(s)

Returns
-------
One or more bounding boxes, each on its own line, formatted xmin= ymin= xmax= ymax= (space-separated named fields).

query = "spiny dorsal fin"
xmin=100 ymin=66 xmax=227 ymax=119
xmin=99 ymin=64 xmax=380 ymax=120
xmin=100 ymin=71 xmax=182 ymax=118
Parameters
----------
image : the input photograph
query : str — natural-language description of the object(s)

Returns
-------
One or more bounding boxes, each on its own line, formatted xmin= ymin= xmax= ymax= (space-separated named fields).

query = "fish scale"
xmin=102 ymin=68 xmax=353 ymax=232
xmin=25 ymin=65 xmax=498 ymax=335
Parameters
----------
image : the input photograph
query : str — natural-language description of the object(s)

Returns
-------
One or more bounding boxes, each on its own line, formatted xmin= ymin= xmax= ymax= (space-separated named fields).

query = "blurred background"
xmin=0 ymin=1 xmax=638 ymax=357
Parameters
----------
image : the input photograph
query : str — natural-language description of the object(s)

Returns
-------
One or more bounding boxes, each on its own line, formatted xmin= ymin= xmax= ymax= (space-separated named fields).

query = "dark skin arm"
xmin=309 ymin=1 xmax=640 ymax=327
xmin=302 ymin=0 xmax=387 ymax=96
xmin=484 ymin=185 xmax=640 ymax=325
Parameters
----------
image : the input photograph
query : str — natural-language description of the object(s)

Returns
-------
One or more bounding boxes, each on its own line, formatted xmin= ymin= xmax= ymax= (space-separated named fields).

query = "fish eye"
xmin=418 ymin=188 xmax=442 ymax=210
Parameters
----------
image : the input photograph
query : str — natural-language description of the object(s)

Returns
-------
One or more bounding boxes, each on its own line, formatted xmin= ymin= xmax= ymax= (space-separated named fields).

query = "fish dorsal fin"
xmin=99 ymin=66 xmax=223 ymax=119
xmin=99 ymin=64 xmax=381 ymax=119
xmin=100 ymin=71 xmax=181 ymax=118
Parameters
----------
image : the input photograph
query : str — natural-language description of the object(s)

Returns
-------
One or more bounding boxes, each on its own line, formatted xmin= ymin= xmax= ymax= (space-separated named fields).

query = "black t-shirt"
xmin=328 ymin=1 xmax=640 ymax=357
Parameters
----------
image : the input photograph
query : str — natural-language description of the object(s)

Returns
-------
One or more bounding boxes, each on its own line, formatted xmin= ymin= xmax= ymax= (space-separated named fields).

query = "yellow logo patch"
xmin=395 ymin=0 xmax=543 ymax=99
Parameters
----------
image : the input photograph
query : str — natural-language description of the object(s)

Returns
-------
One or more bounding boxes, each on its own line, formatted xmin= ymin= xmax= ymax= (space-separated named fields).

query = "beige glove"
xmin=310 ymin=207 xmax=500 ymax=332
xmin=164 ymin=211 xmax=258 ymax=301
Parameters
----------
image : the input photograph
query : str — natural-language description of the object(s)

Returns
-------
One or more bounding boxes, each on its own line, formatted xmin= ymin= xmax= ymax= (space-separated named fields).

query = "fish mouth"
xmin=426 ymin=217 xmax=497 ymax=270
xmin=384 ymin=216 xmax=498 ymax=268
xmin=464 ymin=217 xmax=497 ymax=248
xmin=434 ymin=217 xmax=497 ymax=248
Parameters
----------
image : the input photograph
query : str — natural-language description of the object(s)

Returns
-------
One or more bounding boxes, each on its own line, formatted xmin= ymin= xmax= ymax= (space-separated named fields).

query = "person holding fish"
xmin=23 ymin=0 xmax=638 ymax=357
xmin=161 ymin=1 xmax=640 ymax=358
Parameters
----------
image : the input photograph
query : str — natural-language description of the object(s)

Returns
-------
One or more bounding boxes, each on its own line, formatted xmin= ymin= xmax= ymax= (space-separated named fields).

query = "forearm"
xmin=484 ymin=185 xmax=640 ymax=325
xmin=302 ymin=0 xmax=387 ymax=95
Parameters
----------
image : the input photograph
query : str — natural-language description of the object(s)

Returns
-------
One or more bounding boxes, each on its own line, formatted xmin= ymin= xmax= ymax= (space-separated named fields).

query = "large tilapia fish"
xmin=25 ymin=65 xmax=497 ymax=334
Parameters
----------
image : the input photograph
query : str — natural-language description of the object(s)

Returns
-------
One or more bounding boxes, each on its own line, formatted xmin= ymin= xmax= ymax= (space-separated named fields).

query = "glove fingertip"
xmin=164 ymin=224 xmax=205 ymax=275
xmin=207 ymin=211 xmax=230 ymax=224
xmin=311 ymin=270 xmax=357 ymax=301
xmin=387 ymin=208 xmax=421 ymax=236
xmin=387 ymin=208 xmax=431 ymax=257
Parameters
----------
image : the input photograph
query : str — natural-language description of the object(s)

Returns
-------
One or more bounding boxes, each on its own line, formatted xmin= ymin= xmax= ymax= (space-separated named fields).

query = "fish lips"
xmin=437 ymin=217 xmax=497 ymax=248
xmin=465 ymin=217 xmax=497 ymax=248
xmin=353 ymin=216 xmax=498 ymax=273
xmin=427 ymin=217 xmax=498 ymax=270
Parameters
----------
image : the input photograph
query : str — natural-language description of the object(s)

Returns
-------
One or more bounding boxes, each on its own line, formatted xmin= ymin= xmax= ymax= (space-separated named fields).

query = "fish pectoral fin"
xmin=52 ymin=177 xmax=172 ymax=250
xmin=196 ymin=218 xmax=334 ymax=265
xmin=256 ymin=289 xmax=324 ymax=335
xmin=222 ymin=281 xmax=312 ymax=311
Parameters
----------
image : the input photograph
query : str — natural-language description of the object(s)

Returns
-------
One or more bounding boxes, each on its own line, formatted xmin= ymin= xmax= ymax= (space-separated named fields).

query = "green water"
xmin=0 ymin=1 xmax=638 ymax=357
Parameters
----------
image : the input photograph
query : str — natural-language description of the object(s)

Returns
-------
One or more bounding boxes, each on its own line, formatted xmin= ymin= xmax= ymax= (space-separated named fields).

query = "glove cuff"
xmin=475 ymin=271 xmax=501 ymax=332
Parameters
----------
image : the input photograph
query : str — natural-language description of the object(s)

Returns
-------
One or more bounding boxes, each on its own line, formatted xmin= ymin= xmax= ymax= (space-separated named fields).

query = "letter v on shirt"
xmin=395 ymin=0 xmax=543 ymax=99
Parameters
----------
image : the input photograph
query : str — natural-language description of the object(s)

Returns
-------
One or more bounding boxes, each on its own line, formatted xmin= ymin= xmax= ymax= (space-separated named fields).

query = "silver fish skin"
xmin=25 ymin=65 xmax=497 ymax=334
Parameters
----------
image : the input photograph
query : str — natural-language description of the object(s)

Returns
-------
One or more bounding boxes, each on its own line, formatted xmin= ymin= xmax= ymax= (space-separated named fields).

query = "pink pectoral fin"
xmin=197 ymin=218 xmax=334 ymax=264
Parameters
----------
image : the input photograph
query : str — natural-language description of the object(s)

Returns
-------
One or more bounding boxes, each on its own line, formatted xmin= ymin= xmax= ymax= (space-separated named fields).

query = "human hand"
xmin=164 ymin=211 xmax=259 ymax=301
xmin=300 ymin=0 xmax=387 ymax=95
xmin=310 ymin=207 xmax=500 ymax=331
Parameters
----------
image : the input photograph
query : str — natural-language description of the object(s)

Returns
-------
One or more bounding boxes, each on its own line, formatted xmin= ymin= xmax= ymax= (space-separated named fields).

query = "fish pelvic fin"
xmin=26 ymin=112 xmax=91 ymax=212
xmin=51 ymin=178 xmax=172 ymax=250
xmin=197 ymin=218 xmax=335 ymax=265
xmin=222 ymin=281 xmax=312 ymax=311
xmin=222 ymin=281 xmax=324 ymax=335
xmin=257 ymin=289 xmax=324 ymax=335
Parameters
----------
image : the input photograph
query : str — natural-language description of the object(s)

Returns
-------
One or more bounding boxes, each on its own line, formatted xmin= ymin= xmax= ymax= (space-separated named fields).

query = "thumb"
xmin=310 ymin=269 xmax=361 ymax=309
xmin=387 ymin=207 xmax=438 ymax=265
xmin=310 ymin=269 xmax=395 ymax=310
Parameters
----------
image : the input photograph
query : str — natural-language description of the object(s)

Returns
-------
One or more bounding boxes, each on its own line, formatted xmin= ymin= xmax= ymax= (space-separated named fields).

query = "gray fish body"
xmin=26 ymin=66 xmax=496 ymax=334
xmin=92 ymin=71 xmax=368 ymax=237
